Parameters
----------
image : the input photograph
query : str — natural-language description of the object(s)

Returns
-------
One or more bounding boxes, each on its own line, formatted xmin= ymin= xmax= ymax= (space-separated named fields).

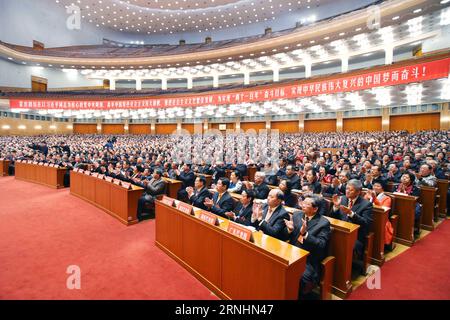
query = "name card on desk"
xmin=105 ymin=176 xmax=113 ymax=183
xmin=73 ymin=168 xmax=79 ymax=172
xmin=161 ymin=196 xmax=175 ymax=206
xmin=113 ymin=179 xmax=121 ymax=185
xmin=33 ymin=161 xmax=38 ymax=165
xmin=44 ymin=163 xmax=49 ymax=167
xmin=176 ymin=202 xmax=194 ymax=215
xmin=48 ymin=163 xmax=55 ymax=167
xmin=91 ymin=172 xmax=99 ymax=178
xmin=121 ymin=182 xmax=131 ymax=189
xmin=0 ymin=158 xmax=4 ymax=161
xmin=97 ymin=174 xmax=105 ymax=180
xmin=83 ymin=170 xmax=91 ymax=176
xmin=198 ymin=211 xmax=219 ymax=225
xmin=38 ymin=162 xmax=44 ymax=166
xmin=227 ymin=221 xmax=254 ymax=242
xmin=28 ymin=160 xmax=32 ymax=164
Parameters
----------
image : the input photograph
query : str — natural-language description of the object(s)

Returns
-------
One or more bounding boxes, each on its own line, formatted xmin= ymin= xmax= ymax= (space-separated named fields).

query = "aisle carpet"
xmin=0 ymin=177 xmax=217 ymax=300
xmin=349 ymin=218 xmax=450 ymax=300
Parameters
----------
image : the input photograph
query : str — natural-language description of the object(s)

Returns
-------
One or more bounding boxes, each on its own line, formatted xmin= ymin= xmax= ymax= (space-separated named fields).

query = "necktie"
xmin=217 ymin=193 xmax=222 ymax=204
xmin=348 ymin=199 xmax=353 ymax=209
xmin=265 ymin=208 xmax=273 ymax=222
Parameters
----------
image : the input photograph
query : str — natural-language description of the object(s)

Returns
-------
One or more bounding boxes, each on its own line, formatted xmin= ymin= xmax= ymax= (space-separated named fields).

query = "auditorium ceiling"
xmin=52 ymin=0 xmax=371 ymax=34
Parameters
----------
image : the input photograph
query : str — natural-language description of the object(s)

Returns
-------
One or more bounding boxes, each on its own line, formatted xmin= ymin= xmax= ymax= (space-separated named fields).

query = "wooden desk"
xmin=195 ymin=173 xmax=212 ymax=187
xmin=371 ymin=206 xmax=389 ymax=266
xmin=155 ymin=199 xmax=309 ymax=300
xmin=0 ymin=160 xmax=11 ymax=176
xmin=70 ymin=171 xmax=143 ymax=225
xmin=437 ymin=179 xmax=448 ymax=217
xmin=387 ymin=192 xmax=417 ymax=247
xmin=15 ymin=161 xmax=66 ymax=189
xmin=162 ymin=177 xmax=182 ymax=199
xmin=419 ymin=186 xmax=438 ymax=231
xmin=228 ymin=192 xmax=359 ymax=299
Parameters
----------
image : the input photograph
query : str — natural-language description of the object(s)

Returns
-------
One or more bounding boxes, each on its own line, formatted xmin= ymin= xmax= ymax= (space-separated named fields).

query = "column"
xmin=385 ymin=46 xmax=394 ymax=65
xmin=244 ymin=71 xmax=250 ymax=85
xmin=273 ymin=67 xmax=279 ymax=82
xmin=213 ymin=74 xmax=219 ymax=88
xmin=150 ymin=121 xmax=156 ymax=134
xmin=161 ymin=78 xmax=168 ymax=90
xmin=265 ymin=115 xmax=271 ymax=130
xmin=235 ymin=118 xmax=241 ymax=131
xmin=110 ymin=78 xmax=116 ymax=91
xmin=299 ymin=114 xmax=305 ymax=133
xmin=136 ymin=79 xmax=142 ymax=91
xmin=124 ymin=119 xmax=129 ymax=134
xmin=187 ymin=77 xmax=193 ymax=89
xmin=67 ymin=118 xmax=74 ymax=132
xmin=341 ymin=56 xmax=349 ymax=73
xmin=381 ymin=107 xmax=390 ymax=131
xmin=203 ymin=119 xmax=209 ymax=131
xmin=441 ymin=102 xmax=449 ymax=130
xmin=304 ymin=62 xmax=312 ymax=78
xmin=177 ymin=119 xmax=182 ymax=132
xmin=336 ymin=112 xmax=343 ymax=133
xmin=96 ymin=119 xmax=102 ymax=134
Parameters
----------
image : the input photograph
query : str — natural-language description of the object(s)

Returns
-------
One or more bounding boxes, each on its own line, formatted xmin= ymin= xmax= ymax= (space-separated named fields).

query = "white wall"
xmin=0 ymin=0 xmax=375 ymax=47
xmin=0 ymin=59 xmax=103 ymax=88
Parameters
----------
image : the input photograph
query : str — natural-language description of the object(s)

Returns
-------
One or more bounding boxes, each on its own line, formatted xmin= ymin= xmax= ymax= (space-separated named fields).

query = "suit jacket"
xmin=323 ymin=183 xmax=346 ymax=197
xmin=232 ymin=202 xmax=253 ymax=226
xmin=254 ymin=204 xmax=290 ymax=240
xmin=189 ymin=187 xmax=212 ymax=211
xmin=282 ymin=174 xmax=301 ymax=190
xmin=264 ymin=174 xmax=278 ymax=186
xmin=144 ymin=178 xmax=166 ymax=196
xmin=283 ymin=211 xmax=331 ymax=284
xmin=330 ymin=196 xmax=373 ymax=251
xmin=212 ymin=166 xmax=226 ymax=183
xmin=209 ymin=191 xmax=235 ymax=218
xmin=252 ymin=182 xmax=270 ymax=200
xmin=177 ymin=170 xmax=196 ymax=189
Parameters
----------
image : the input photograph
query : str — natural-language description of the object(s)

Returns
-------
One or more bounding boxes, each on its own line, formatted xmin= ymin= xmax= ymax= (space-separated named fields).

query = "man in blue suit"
xmin=204 ymin=177 xmax=235 ymax=218
xmin=251 ymin=189 xmax=290 ymax=241
xmin=283 ymin=196 xmax=331 ymax=299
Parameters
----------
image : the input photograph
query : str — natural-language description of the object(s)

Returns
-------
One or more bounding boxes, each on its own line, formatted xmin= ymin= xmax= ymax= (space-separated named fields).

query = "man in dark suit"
xmin=211 ymin=161 xmax=226 ymax=184
xmin=322 ymin=170 xmax=349 ymax=197
xmin=204 ymin=177 xmax=235 ymax=218
xmin=136 ymin=169 xmax=166 ymax=221
xmin=176 ymin=163 xmax=196 ymax=202
xmin=251 ymin=189 xmax=290 ymax=240
xmin=329 ymin=179 xmax=373 ymax=260
xmin=283 ymin=196 xmax=331 ymax=299
xmin=225 ymin=189 xmax=255 ymax=226
xmin=243 ymin=171 xmax=270 ymax=200
xmin=187 ymin=175 xmax=211 ymax=211
xmin=281 ymin=165 xmax=301 ymax=190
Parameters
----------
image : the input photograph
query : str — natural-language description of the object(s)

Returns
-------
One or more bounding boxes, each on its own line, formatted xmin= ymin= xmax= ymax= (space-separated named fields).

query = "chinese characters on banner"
xmin=9 ymin=58 xmax=450 ymax=110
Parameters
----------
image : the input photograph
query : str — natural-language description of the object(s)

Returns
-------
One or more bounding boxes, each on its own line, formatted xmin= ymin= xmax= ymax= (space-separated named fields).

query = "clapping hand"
xmin=225 ymin=211 xmax=236 ymax=220
xmin=186 ymin=186 xmax=194 ymax=197
xmin=340 ymin=204 xmax=353 ymax=215
xmin=204 ymin=197 xmax=213 ymax=208
xmin=332 ymin=194 xmax=341 ymax=207
xmin=284 ymin=214 xmax=294 ymax=232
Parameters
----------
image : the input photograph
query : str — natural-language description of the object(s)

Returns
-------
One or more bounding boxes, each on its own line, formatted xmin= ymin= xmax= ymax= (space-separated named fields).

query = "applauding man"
xmin=283 ymin=196 xmax=331 ymax=299
xmin=330 ymin=179 xmax=373 ymax=267
xmin=186 ymin=176 xmax=211 ymax=211
xmin=204 ymin=177 xmax=234 ymax=218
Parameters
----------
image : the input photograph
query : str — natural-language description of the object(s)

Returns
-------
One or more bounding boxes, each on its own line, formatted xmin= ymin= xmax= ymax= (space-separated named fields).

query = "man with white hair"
xmin=243 ymin=171 xmax=270 ymax=200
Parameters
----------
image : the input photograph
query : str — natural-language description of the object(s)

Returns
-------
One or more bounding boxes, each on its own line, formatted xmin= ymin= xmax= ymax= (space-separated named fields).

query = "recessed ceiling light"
xmin=392 ymin=16 xmax=400 ymax=20
xmin=413 ymin=9 xmax=422 ymax=13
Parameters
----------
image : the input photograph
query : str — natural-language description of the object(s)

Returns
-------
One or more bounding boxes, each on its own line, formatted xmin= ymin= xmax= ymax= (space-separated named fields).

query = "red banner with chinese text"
xmin=9 ymin=58 xmax=450 ymax=110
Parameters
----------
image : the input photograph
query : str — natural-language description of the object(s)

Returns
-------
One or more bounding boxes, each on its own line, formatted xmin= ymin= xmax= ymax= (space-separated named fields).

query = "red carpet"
xmin=0 ymin=177 xmax=218 ymax=300
xmin=350 ymin=219 xmax=450 ymax=300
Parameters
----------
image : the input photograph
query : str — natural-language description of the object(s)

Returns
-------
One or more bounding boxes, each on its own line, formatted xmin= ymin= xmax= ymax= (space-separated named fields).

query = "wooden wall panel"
xmin=390 ymin=113 xmax=440 ymax=132
xmin=73 ymin=124 xmax=97 ymax=134
xmin=271 ymin=121 xmax=299 ymax=133
xmin=129 ymin=124 xmax=151 ymax=135
xmin=181 ymin=123 xmax=203 ymax=134
xmin=343 ymin=117 xmax=382 ymax=132
xmin=240 ymin=122 xmax=266 ymax=132
xmin=156 ymin=123 xmax=177 ymax=134
xmin=102 ymin=124 xmax=125 ymax=134
xmin=304 ymin=119 xmax=336 ymax=132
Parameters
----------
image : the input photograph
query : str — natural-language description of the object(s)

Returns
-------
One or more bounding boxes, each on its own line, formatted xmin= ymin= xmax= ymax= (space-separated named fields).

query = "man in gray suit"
xmin=137 ymin=169 xmax=166 ymax=221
